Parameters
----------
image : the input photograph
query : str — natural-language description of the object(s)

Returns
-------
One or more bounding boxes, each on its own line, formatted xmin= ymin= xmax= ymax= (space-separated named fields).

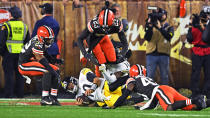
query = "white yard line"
xmin=137 ymin=113 xmax=210 ymax=117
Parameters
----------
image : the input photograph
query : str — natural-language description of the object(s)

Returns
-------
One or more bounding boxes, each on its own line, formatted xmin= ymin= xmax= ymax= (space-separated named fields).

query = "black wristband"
xmin=90 ymin=83 xmax=98 ymax=91
xmin=39 ymin=58 xmax=57 ymax=76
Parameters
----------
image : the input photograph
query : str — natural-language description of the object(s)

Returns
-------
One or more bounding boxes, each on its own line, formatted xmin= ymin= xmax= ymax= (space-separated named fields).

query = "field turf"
xmin=0 ymin=99 xmax=210 ymax=118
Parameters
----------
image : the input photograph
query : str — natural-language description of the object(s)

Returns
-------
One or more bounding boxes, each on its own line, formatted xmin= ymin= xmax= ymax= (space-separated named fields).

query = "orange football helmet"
xmin=129 ymin=64 xmax=147 ymax=77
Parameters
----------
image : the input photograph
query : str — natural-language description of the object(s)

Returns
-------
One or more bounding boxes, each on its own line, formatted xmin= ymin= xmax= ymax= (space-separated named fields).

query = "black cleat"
xmin=193 ymin=95 xmax=207 ymax=110
xmin=51 ymin=96 xmax=61 ymax=106
xmin=40 ymin=96 xmax=52 ymax=106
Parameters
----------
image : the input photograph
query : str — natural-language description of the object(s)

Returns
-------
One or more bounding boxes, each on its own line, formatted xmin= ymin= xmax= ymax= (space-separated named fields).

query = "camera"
xmin=191 ymin=10 xmax=208 ymax=28
xmin=203 ymin=6 xmax=210 ymax=15
xmin=147 ymin=6 xmax=166 ymax=25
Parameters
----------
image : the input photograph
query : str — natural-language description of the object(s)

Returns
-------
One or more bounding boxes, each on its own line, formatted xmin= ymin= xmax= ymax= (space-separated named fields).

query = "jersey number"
xmin=141 ymin=77 xmax=158 ymax=86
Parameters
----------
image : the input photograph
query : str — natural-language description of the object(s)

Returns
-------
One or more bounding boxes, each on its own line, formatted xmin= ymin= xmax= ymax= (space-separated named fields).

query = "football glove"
xmin=99 ymin=64 xmax=106 ymax=73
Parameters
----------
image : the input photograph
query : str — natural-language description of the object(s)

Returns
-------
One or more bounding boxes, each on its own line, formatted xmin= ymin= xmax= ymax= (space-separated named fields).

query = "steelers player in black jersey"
xmin=108 ymin=64 xmax=209 ymax=111
xmin=77 ymin=2 xmax=128 ymax=67
xmin=18 ymin=25 xmax=61 ymax=106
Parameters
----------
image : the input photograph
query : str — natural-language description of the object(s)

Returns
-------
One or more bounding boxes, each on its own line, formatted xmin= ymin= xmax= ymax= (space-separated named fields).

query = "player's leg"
xmin=92 ymin=42 xmax=107 ymax=64
xmin=100 ymin=35 xmax=116 ymax=63
xmin=172 ymin=86 xmax=206 ymax=110
xmin=92 ymin=42 xmax=106 ymax=77
xmin=108 ymin=75 xmax=129 ymax=92
xmin=155 ymin=85 xmax=174 ymax=111
xmin=50 ymin=69 xmax=61 ymax=106
xmin=41 ymin=72 xmax=52 ymax=106
xmin=18 ymin=62 xmax=59 ymax=76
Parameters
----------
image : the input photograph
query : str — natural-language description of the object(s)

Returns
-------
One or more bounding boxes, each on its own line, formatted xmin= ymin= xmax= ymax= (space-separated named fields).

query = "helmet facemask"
xmin=67 ymin=77 xmax=79 ymax=94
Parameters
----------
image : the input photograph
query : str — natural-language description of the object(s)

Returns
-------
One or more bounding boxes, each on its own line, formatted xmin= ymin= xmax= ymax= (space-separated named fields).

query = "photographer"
xmin=187 ymin=10 xmax=210 ymax=99
xmin=144 ymin=8 xmax=174 ymax=85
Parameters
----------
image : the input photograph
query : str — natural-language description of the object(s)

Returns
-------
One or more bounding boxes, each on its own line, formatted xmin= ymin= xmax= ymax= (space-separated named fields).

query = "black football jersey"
xmin=86 ymin=16 xmax=123 ymax=50
xmin=18 ymin=36 xmax=45 ymax=64
xmin=132 ymin=76 xmax=159 ymax=99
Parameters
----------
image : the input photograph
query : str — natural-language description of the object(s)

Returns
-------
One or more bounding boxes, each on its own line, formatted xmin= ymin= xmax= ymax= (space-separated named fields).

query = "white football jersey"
xmin=76 ymin=68 xmax=106 ymax=102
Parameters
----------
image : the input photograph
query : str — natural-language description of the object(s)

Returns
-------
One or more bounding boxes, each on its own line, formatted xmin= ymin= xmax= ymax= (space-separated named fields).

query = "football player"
xmin=99 ymin=60 xmax=130 ymax=92
xmin=18 ymin=25 xmax=61 ymax=106
xmin=77 ymin=1 xmax=128 ymax=66
xmin=62 ymin=67 xmax=145 ymax=107
xmin=109 ymin=64 xmax=208 ymax=111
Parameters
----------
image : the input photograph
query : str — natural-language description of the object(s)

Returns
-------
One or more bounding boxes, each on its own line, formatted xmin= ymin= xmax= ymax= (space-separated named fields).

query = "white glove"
xmin=99 ymin=64 xmax=106 ymax=73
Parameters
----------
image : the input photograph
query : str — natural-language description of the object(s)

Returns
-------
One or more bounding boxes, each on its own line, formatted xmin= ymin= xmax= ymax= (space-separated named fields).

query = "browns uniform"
xmin=18 ymin=25 xmax=61 ymax=106
xmin=77 ymin=9 xmax=128 ymax=66
xmin=113 ymin=64 xmax=207 ymax=111
xmin=18 ymin=35 xmax=58 ymax=76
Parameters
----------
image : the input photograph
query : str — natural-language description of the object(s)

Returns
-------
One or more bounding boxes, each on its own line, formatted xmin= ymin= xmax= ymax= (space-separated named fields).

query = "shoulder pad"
xmin=81 ymin=68 xmax=92 ymax=76
xmin=87 ymin=19 xmax=100 ymax=33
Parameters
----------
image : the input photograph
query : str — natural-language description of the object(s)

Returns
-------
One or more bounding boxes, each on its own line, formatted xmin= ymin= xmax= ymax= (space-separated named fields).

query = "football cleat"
xmin=40 ymin=96 xmax=52 ymax=106
xmin=51 ymin=96 xmax=61 ymax=106
xmin=193 ymin=95 xmax=207 ymax=110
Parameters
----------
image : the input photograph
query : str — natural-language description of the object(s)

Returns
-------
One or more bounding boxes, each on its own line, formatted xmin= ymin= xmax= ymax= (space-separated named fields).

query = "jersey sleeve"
xmin=32 ymin=43 xmax=44 ymax=55
xmin=87 ymin=21 xmax=94 ymax=33
xmin=113 ymin=18 xmax=123 ymax=32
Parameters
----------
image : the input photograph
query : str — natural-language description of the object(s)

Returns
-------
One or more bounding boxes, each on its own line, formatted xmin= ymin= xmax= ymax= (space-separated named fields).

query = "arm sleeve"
xmin=77 ymin=28 xmax=90 ymax=56
xmin=118 ymin=31 xmax=128 ymax=56
xmin=186 ymin=28 xmax=193 ymax=43
xmin=144 ymin=23 xmax=153 ymax=41
xmin=39 ymin=58 xmax=58 ymax=77
xmin=114 ymin=81 xmax=135 ymax=107
xmin=159 ymin=25 xmax=174 ymax=41
xmin=114 ymin=89 xmax=132 ymax=107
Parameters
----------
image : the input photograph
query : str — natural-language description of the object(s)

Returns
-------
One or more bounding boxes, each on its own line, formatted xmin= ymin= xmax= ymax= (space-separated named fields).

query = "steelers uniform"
xmin=18 ymin=36 xmax=58 ymax=76
xmin=76 ymin=68 xmax=106 ymax=102
xmin=97 ymin=81 xmax=123 ymax=107
xmin=77 ymin=68 xmax=126 ymax=107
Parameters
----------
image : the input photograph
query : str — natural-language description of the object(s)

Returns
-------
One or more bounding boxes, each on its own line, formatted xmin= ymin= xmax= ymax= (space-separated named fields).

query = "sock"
xmin=42 ymin=91 xmax=49 ymax=97
xmin=51 ymin=89 xmax=58 ymax=96
xmin=171 ymin=100 xmax=191 ymax=110
xmin=95 ymin=65 xmax=101 ymax=77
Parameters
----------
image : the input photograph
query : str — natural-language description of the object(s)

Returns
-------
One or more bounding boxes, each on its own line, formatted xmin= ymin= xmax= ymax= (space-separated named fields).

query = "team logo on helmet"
xmin=98 ymin=9 xmax=114 ymax=28
xmin=37 ymin=25 xmax=54 ymax=48
xmin=129 ymin=64 xmax=146 ymax=77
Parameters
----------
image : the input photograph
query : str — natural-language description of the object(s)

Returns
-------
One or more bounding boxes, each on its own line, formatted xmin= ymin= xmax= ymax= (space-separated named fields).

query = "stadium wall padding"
xmin=0 ymin=0 xmax=210 ymax=92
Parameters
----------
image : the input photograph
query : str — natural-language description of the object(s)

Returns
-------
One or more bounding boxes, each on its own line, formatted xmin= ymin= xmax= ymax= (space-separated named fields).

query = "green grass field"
xmin=0 ymin=99 xmax=210 ymax=118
